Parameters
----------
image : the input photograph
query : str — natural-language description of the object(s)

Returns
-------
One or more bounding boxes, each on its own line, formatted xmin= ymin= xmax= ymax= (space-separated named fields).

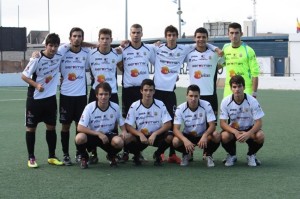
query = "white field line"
xmin=0 ymin=99 xmax=25 ymax=102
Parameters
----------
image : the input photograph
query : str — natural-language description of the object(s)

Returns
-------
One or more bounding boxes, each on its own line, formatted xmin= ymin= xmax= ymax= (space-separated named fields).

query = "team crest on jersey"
xmin=143 ymin=52 xmax=147 ymax=56
xmin=112 ymin=59 xmax=115 ymax=63
xmin=154 ymin=112 xmax=158 ymax=116
xmin=239 ymin=53 xmax=243 ymax=58
xmin=110 ymin=114 xmax=113 ymax=118
xmin=209 ymin=56 xmax=212 ymax=60
xmin=199 ymin=113 xmax=203 ymax=117
xmin=177 ymin=53 xmax=180 ymax=57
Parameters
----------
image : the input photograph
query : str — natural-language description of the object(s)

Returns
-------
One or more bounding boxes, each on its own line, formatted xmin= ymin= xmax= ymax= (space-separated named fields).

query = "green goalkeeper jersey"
xmin=222 ymin=42 xmax=260 ymax=97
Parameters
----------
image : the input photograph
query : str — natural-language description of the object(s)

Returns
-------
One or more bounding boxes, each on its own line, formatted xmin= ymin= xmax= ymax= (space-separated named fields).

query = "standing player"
xmin=173 ymin=85 xmax=220 ymax=167
xmin=153 ymin=25 xmax=220 ymax=164
xmin=21 ymin=33 xmax=63 ymax=168
xmin=117 ymin=24 xmax=156 ymax=161
xmin=220 ymin=75 xmax=265 ymax=167
xmin=120 ymin=23 xmax=155 ymax=117
xmin=75 ymin=82 xmax=127 ymax=169
xmin=58 ymin=27 xmax=89 ymax=165
xmin=125 ymin=79 xmax=172 ymax=166
xmin=86 ymin=28 xmax=123 ymax=163
xmin=185 ymin=27 xmax=223 ymax=120
xmin=221 ymin=22 xmax=260 ymax=98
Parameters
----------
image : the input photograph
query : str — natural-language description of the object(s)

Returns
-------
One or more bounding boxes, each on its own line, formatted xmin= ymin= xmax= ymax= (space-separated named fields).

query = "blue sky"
xmin=1 ymin=0 xmax=299 ymax=43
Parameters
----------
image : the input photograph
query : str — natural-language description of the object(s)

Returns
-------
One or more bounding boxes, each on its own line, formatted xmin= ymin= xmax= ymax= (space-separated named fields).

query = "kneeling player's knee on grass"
xmin=165 ymin=135 xmax=173 ymax=143
xmin=221 ymin=131 xmax=232 ymax=143
xmin=75 ymin=133 xmax=87 ymax=144
xmin=172 ymin=137 xmax=182 ymax=148
xmin=212 ymin=132 xmax=221 ymax=142
xmin=254 ymin=131 xmax=265 ymax=143
xmin=112 ymin=137 xmax=124 ymax=149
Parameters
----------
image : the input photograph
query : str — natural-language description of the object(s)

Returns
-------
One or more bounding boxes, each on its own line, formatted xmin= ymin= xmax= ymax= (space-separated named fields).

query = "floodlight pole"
xmin=0 ymin=0 xmax=2 ymax=26
xmin=177 ymin=0 xmax=182 ymax=38
xmin=48 ymin=0 xmax=50 ymax=32
xmin=18 ymin=5 xmax=19 ymax=27
xmin=125 ymin=0 xmax=128 ymax=40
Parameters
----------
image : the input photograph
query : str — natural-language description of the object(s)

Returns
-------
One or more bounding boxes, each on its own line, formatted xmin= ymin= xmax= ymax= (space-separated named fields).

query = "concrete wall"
xmin=289 ymin=34 xmax=300 ymax=76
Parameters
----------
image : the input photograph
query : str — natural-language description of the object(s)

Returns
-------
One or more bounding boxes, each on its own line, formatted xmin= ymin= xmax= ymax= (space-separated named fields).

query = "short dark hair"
xmin=45 ymin=33 xmax=60 ymax=46
xmin=131 ymin=24 xmax=143 ymax=31
xmin=164 ymin=25 xmax=178 ymax=37
xmin=141 ymin=79 xmax=155 ymax=90
xmin=228 ymin=22 xmax=242 ymax=32
xmin=69 ymin=27 xmax=84 ymax=39
xmin=187 ymin=84 xmax=200 ymax=95
xmin=95 ymin=82 xmax=112 ymax=95
xmin=194 ymin=27 xmax=208 ymax=38
xmin=98 ymin=28 xmax=112 ymax=38
xmin=229 ymin=75 xmax=245 ymax=87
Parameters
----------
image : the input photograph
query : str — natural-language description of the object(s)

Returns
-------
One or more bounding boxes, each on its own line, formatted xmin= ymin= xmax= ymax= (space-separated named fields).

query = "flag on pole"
xmin=297 ymin=18 xmax=300 ymax=33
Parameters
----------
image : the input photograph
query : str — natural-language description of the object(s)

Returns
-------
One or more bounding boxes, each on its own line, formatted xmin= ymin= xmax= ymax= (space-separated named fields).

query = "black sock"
xmin=155 ymin=140 xmax=170 ymax=155
xmin=77 ymin=143 xmax=88 ymax=158
xmin=26 ymin=131 xmax=35 ymax=158
xmin=247 ymin=139 xmax=264 ymax=155
xmin=46 ymin=130 xmax=57 ymax=158
xmin=168 ymin=145 xmax=176 ymax=156
xmin=174 ymin=144 xmax=187 ymax=154
xmin=61 ymin=131 xmax=70 ymax=156
xmin=125 ymin=142 xmax=139 ymax=155
xmin=205 ymin=141 xmax=220 ymax=156
xmin=221 ymin=139 xmax=236 ymax=156
xmin=123 ymin=145 xmax=129 ymax=153
xmin=107 ymin=147 xmax=122 ymax=157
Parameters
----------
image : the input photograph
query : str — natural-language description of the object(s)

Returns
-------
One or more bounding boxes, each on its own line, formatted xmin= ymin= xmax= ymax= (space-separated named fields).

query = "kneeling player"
xmin=75 ymin=82 xmax=127 ymax=169
xmin=125 ymin=79 xmax=173 ymax=166
xmin=173 ymin=84 xmax=220 ymax=167
xmin=220 ymin=75 xmax=265 ymax=167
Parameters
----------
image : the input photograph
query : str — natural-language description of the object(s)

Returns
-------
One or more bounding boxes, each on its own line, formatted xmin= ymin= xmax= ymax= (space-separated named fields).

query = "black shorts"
xmin=88 ymin=88 xmax=119 ymax=104
xmin=201 ymin=94 xmax=218 ymax=123
xmin=25 ymin=95 xmax=57 ymax=128
xmin=154 ymin=89 xmax=177 ymax=119
xmin=59 ymin=94 xmax=87 ymax=124
xmin=134 ymin=132 xmax=170 ymax=151
xmin=122 ymin=86 xmax=141 ymax=117
xmin=86 ymin=133 xmax=118 ymax=150
xmin=183 ymin=133 xmax=202 ymax=145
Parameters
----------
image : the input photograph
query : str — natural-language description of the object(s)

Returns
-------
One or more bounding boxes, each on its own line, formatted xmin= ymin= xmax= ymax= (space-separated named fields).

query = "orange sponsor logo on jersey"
xmin=141 ymin=128 xmax=149 ymax=136
xmin=131 ymin=68 xmax=139 ymax=77
xmin=68 ymin=73 xmax=77 ymax=81
xmin=97 ymin=75 xmax=105 ymax=83
xmin=45 ymin=75 xmax=53 ymax=83
xmin=194 ymin=71 xmax=202 ymax=79
xmin=161 ymin=66 xmax=169 ymax=74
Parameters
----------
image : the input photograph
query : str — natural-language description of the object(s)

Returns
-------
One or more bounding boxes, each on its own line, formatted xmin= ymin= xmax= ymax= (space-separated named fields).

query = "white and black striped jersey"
xmin=87 ymin=48 xmax=122 ymax=93
xmin=79 ymin=101 xmax=124 ymax=134
xmin=174 ymin=99 xmax=216 ymax=136
xmin=22 ymin=51 xmax=62 ymax=99
xmin=219 ymin=94 xmax=265 ymax=131
xmin=185 ymin=48 xmax=223 ymax=96
xmin=122 ymin=43 xmax=155 ymax=88
xmin=125 ymin=99 xmax=172 ymax=135
xmin=60 ymin=47 xmax=89 ymax=96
